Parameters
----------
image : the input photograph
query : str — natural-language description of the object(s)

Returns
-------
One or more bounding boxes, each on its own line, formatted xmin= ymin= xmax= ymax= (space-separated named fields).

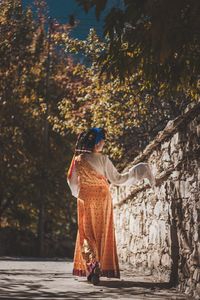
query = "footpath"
xmin=0 ymin=258 xmax=194 ymax=300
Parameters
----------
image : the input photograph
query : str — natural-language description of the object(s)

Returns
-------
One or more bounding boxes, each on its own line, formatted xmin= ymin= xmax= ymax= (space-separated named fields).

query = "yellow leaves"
xmin=159 ymin=83 xmax=168 ymax=90
xmin=20 ymin=96 xmax=29 ymax=104
xmin=31 ymin=66 xmax=42 ymax=76
xmin=127 ymin=52 xmax=134 ymax=58
xmin=0 ymin=217 xmax=9 ymax=228
xmin=61 ymin=33 xmax=68 ymax=40
xmin=39 ymin=102 xmax=47 ymax=113
xmin=121 ymin=42 xmax=128 ymax=50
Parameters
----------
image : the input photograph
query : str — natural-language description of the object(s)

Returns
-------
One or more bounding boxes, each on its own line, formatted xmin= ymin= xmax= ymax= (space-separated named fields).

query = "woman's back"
xmin=67 ymin=127 xmax=155 ymax=285
xmin=83 ymin=153 xmax=106 ymax=177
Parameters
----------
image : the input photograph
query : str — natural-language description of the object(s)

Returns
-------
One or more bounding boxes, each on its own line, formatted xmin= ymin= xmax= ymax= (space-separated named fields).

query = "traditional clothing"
xmin=67 ymin=152 xmax=155 ymax=280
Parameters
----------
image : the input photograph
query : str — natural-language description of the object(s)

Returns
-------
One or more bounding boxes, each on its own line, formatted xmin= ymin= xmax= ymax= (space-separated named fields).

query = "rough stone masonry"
xmin=112 ymin=101 xmax=200 ymax=299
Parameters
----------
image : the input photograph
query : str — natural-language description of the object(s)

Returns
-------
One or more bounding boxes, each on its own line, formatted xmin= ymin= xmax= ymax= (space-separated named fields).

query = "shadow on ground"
xmin=98 ymin=280 xmax=172 ymax=289
xmin=0 ymin=274 xmax=188 ymax=299
xmin=0 ymin=260 xmax=190 ymax=300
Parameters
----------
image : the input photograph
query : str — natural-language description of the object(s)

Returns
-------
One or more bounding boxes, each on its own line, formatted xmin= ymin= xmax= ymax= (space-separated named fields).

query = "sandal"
xmin=87 ymin=262 xmax=101 ymax=285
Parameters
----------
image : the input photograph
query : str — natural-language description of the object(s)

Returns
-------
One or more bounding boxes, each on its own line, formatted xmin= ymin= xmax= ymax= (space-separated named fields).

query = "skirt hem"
xmin=72 ymin=268 xmax=120 ymax=278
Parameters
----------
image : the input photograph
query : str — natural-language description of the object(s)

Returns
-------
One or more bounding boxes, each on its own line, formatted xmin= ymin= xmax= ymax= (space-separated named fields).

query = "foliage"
xmin=48 ymin=0 xmax=200 ymax=165
xmin=76 ymin=0 xmax=200 ymax=97
xmin=1 ymin=0 xmax=199 ymax=257
xmin=0 ymin=0 xmax=81 ymax=257
xmin=52 ymin=28 xmax=197 ymax=165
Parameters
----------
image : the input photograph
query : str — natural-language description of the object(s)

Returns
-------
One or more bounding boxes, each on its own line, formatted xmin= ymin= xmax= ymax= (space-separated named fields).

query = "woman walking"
xmin=67 ymin=128 xmax=155 ymax=285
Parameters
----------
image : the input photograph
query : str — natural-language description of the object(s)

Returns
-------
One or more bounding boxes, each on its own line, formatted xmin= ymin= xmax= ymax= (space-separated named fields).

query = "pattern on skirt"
xmin=72 ymin=154 xmax=120 ymax=278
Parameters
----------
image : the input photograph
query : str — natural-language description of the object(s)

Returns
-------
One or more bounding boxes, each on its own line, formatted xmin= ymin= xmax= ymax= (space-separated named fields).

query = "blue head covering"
xmin=91 ymin=127 xmax=105 ymax=144
xmin=75 ymin=127 xmax=105 ymax=153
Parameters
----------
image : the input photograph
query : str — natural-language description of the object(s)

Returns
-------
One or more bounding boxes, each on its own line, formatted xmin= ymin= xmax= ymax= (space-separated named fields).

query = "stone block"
xmin=161 ymin=140 xmax=170 ymax=150
xmin=171 ymin=170 xmax=181 ymax=180
xmin=129 ymin=215 xmax=136 ymax=235
xmin=129 ymin=253 xmax=136 ymax=266
xmin=147 ymin=252 xmax=153 ymax=269
xmin=154 ymin=200 xmax=163 ymax=218
xmin=119 ymin=213 xmax=124 ymax=228
xmin=179 ymin=180 xmax=191 ymax=199
xmin=193 ymin=225 xmax=199 ymax=242
xmin=162 ymin=150 xmax=171 ymax=162
xmin=161 ymin=253 xmax=171 ymax=267
xmin=170 ymin=132 xmax=180 ymax=153
xmin=193 ymin=268 xmax=200 ymax=283
xmin=149 ymin=220 xmax=159 ymax=244
xmin=159 ymin=220 xmax=166 ymax=244
xmin=152 ymin=251 xmax=161 ymax=268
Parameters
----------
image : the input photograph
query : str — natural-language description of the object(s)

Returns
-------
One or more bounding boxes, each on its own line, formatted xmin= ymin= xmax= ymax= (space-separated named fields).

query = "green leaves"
xmin=0 ymin=0 xmax=77 ymax=256
xmin=76 ymin=0 xmax=200 ymax=92
xmin=54 ymin=22 xmax=199 ymax=166
xmin=1 ymin=0 xmax=199 ymax=256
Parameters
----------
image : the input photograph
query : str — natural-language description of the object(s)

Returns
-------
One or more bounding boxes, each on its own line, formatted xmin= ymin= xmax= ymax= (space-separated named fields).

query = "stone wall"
xmin=112 ymin=102 xmax=200 ymax=298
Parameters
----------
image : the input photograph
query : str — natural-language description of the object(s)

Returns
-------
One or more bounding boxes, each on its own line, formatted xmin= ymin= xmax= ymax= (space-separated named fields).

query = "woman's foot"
xmin=91 ymin=273 xmax=100 ymax=285
xmin=87 ymin=273 xmax=92 ymax=282
xmin=87 ymin=262 xmax=101 ymax=285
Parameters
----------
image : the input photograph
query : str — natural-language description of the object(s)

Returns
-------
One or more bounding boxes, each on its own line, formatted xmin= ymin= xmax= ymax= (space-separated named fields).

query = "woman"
xmin=67 ymin=127 xmax=155 ymax=285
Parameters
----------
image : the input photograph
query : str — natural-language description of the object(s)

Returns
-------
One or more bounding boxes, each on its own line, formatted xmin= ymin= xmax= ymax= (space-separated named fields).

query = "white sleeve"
xmin=67 ymin=164 xmax=80 ymax=198
xmin=104 ymin=156 xmax=155 ymax=187
xmin=127 ymin=162 xmax=156 ymax=187
xmin=104 ymin=155 xmax=131 ymax=185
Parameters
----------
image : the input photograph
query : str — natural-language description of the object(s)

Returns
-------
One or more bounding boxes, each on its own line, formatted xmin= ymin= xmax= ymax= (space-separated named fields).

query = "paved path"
xmin=0 ymin=258 xmax=193 ymax=300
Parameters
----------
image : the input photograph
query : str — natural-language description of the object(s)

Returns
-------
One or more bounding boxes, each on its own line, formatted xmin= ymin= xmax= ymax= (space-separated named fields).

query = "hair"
xmin=75 ymin=128 xmax=106 ymax=154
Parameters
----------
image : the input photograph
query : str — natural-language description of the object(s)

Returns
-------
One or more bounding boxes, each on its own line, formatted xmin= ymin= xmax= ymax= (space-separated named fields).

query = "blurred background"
xmin=0 ymin=0 xmax=199 ymax=258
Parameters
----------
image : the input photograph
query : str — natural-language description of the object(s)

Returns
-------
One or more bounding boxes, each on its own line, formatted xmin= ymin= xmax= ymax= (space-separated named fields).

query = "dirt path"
xmin=0 ymin=258 xmax=193 ymax=300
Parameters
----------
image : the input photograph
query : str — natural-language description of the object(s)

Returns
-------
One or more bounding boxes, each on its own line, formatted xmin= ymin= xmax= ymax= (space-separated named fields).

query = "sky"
xmin=22 ymin=0 xmax=123 ymax=40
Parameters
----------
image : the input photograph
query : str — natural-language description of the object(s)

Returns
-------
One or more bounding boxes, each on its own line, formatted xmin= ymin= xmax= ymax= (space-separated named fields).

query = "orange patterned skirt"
xmin=72 ymin=155 xmax=120 ymax=278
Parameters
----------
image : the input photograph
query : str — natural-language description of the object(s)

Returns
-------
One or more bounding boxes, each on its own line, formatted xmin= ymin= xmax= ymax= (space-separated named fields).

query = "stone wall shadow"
xmin=169 ymin=182 xmax=180 ymax=287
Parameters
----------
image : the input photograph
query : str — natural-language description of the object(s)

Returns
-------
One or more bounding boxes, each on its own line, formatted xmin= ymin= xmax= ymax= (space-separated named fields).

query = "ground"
xmin=0 ymin=258 xmax=193 ymax=300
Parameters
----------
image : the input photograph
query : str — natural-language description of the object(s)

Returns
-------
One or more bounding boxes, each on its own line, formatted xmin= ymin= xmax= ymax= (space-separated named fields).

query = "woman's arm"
xmin=104 ymin=155 xmax=155 ymax=187
xmin=67 ymin=158 xmax=80 ymax=197
xmin=127 ymin=162 xmax=156 ymax=187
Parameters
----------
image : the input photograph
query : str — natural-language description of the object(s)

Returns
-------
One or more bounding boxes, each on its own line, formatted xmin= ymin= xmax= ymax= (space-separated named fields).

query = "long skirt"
xmin=72 ymin=155 xmax=120 ymax=278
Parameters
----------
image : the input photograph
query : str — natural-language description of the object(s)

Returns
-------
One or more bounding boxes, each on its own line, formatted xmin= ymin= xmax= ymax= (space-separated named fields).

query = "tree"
xmin=52 ymin=28 xmax=196 ymax=165
xmin=76 ymin=0 xmax=200 ymax=97
xmin=0 ymin=0 xmax=84 ymax=257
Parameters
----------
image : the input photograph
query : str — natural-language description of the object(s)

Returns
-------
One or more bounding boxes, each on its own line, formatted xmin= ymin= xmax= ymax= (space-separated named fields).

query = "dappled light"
xmin=0 ymin=1 xmax=199 ymax=299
